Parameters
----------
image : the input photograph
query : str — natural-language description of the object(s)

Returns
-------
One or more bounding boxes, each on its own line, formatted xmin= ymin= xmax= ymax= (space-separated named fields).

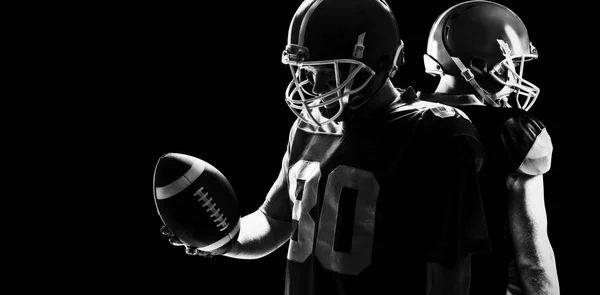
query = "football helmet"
xmin=424 ymin=0 xmax=539 ymax=110
xmin=282 ymin=0 xmax=404 ymax=126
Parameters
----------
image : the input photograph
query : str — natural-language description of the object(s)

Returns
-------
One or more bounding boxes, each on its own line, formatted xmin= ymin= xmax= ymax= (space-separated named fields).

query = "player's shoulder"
xmin=394 ymin=99 xmax=484 ymax=171
xmin=410 ymin=100 xmax=478 ymax=139
xmin=418 ymin=100 xmax=470 ymax=121
xmin=500 ymin=109 xmax=553 ymax=175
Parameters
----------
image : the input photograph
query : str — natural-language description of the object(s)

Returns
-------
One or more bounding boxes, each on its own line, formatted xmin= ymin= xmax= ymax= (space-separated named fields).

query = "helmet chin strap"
xmin=336 ymin=74 xmax=389 ymax=123
xmin=489 ymin=87 xmax=513 ymax=108
xmin=450 ymin=56 xmax=506 ymax=108
xmin=342 ymin=32 xmax=366 ymax=108
xmin=333 ymin=33 xmax=367 ymax=122
xmin=338 ymin=38 xmax=403 ymax=122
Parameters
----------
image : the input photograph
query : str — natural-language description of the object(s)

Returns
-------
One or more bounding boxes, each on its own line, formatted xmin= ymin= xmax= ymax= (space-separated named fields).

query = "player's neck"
xmin=341 ymin=79 xmax=399 ymax=125
xmin=362 ymin=79 xmax=400 ymax=111
xmin=434 ymin=75 xmax=474 ymax=96
xmin=428 ymin=75 xmax=483 ymax=106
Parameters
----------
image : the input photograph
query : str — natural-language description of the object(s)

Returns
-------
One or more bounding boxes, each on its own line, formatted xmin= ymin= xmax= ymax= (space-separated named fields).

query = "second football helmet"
xmin=282 ymin=0 xmax=405 ymax=126
xmin=424 ymin=0 xmax=540 ymax=110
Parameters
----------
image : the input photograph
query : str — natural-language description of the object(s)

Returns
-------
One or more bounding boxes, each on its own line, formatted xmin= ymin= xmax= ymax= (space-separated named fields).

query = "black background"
xmin=45 ymin=0 xmax=584 ymax=293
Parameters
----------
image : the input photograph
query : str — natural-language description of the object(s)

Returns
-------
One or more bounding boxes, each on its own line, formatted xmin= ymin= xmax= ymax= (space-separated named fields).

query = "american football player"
xmin=418 ymin=1 xmax=560 ymax=294
xmin=162 ymin=0 xmax=491 ymax=294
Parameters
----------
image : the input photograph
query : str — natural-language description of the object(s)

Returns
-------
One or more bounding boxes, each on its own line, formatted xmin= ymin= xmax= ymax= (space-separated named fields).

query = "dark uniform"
xmin=261 ymin=88 xmax=491 ymax=295
xmin=419 ymin=93 xmax=553 ymax=295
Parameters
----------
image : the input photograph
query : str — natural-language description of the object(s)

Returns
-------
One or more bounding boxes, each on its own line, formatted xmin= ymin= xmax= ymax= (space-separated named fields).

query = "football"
xmin=153 ymin=153 xmax=240 ymax=252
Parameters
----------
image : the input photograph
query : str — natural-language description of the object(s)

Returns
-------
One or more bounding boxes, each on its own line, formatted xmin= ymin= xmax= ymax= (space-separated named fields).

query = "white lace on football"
xmin=194 ymin=187 xmax=229 ymax=232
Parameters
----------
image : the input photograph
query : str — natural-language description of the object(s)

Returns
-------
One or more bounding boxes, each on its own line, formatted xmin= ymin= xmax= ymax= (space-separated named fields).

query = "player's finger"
xmin=169 ymin=236 xmax=184 ymax=246
xmin=160 ymin=225 xmax=173 ymax=236
xmin=196 ymin=250 xmax=213 ymax=258
xmin=185 ymin=246 xmax=198 ymax=255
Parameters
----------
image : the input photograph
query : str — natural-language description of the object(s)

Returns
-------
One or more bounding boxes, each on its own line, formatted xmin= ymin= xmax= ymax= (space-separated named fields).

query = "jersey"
xmin=418 ymin=93 xmax=553 ymax=295
xmin=261 ymin=88 xmax=491 ymax=295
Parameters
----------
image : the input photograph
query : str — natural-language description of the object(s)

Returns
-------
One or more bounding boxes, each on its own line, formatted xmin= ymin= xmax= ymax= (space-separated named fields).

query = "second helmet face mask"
xmin=424 ymin=0 xmax=540 ymax=110
xmin=282 ymin=0 xmax=404 ymax=126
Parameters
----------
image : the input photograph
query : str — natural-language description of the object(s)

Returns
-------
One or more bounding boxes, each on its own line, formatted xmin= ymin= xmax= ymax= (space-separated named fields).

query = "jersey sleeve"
xmin=258 ymin=120 xmax=299 ymax=221
xmin=500 ymin=111 xmax=553 ymax=175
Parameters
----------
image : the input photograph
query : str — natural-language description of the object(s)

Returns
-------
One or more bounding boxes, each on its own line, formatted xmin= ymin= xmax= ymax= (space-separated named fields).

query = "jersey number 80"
xmin=288 ymin=160 xmax=380 ymax=275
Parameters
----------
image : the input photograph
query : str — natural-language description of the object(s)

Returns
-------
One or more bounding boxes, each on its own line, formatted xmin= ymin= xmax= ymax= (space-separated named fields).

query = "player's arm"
xmin=224 ymin=156 xmax=293 ymax=260
xmin=507 ymin=172 xmax=559 ymax=295
xmin=223 ymin=119 xmax=300 ymax=260
xmin=223 ymin=211 xmax=292 ymax=260
xmin=504 ymin=114 xmax=559 ymax=294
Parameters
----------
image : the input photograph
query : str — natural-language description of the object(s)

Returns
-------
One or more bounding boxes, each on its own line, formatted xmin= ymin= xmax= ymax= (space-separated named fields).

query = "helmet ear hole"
xmin=469 ymin=57 xmax=488 ymax=76
xmin=424 ymin=54 xmax=443 ymax=77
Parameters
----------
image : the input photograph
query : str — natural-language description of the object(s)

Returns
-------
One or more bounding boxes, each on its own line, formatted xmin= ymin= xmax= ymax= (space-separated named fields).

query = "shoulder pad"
xmin=421 ymin=101 xmax=472 ymax=123
xmin=415 ymin=102 xmax=480 ymax=153
xmin=430 ymin=103 xmax=457 ymax=118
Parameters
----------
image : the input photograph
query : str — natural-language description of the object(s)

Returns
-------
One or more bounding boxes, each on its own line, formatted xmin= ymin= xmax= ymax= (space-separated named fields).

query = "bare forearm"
xmin=223 ymin=210 xmax=292 ymax=260
xmin=517 ymin=239 xmax=560 ymax=295
xmin=507 ymin=173 xmax=560 ymax=294
xmin=519 ymin=268 xmax=559 ymax=295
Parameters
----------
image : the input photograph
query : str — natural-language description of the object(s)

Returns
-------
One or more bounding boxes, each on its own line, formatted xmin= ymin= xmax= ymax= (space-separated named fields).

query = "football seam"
xmin=155 ymin=159 xmax=204 ymax=200
xmin=198 ymin=218 xmax=241 ymax=252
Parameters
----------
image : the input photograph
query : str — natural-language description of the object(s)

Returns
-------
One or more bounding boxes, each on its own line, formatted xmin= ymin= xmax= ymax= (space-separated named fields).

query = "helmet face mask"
xmin=424 ymin=0 xmax=540 ymax=110
xmin=282 ymin=41 xmax=376 ymax=126
xmin=488 ymin=40 xmax=540 ymax=110
xmin=282 ymin=0 xmax=404 ymax=126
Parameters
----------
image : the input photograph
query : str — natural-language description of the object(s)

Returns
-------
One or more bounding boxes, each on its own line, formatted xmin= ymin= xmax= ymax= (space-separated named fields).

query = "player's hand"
xmin=160 ymin=225 xmax=215 ymax=257
xmin=160 ymin=225 xmax=234 ymax=257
